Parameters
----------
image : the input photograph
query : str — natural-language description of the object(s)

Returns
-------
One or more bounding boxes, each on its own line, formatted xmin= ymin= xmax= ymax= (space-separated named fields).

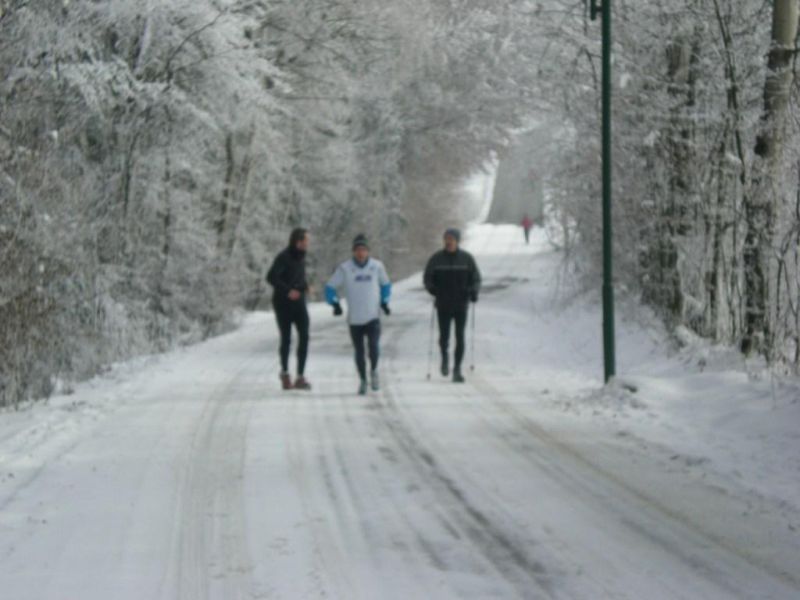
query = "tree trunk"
xmin=706 ymin=135 xmax=728 ymax=339
xmin=741 ymin=0 xmax=799 ymax=357
xmin=645 ymin=30 xmax=698 ymax=325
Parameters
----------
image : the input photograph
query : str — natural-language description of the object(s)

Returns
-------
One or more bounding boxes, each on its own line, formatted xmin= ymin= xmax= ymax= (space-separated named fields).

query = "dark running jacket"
xmin=266 ymin=247 xmax=308 ymax=308
xmin=423 ymin=249 xmax=481 ymax=310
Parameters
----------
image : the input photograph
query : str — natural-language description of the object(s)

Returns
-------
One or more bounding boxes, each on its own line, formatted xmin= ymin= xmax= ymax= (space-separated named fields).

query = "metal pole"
xmin=470 ymin=304 xmax=476 ymax=372
xmin=426 ymin=303 xmax=436 ymax=380
xmin=601 ymin=0 xmax=616 ymax=382
xmin=592 ymin=0 xmax=616 ymax=382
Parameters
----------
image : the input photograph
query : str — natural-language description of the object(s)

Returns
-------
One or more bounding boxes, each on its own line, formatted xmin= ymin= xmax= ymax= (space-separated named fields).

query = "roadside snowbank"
xmin=460 ymin=224 xmax=800 ymax=525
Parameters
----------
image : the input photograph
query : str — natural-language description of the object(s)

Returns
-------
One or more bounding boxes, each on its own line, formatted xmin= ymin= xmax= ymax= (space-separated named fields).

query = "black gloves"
xmin=470 ymin=291 xmax=479 ymax=303
xmin=335 ymin=303 xmax=388 ymax=316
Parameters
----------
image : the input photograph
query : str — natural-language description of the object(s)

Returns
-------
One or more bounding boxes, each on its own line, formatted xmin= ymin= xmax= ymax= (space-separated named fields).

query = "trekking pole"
xmin=470 ymin=303 xmax=476 ymax=372
xmin=426 ymin=303 xmax=435 ymax=380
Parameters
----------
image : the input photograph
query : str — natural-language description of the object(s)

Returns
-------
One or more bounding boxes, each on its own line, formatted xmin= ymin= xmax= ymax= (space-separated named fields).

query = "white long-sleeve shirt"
xmin=325 ymin=258 xmax=391 ymax=326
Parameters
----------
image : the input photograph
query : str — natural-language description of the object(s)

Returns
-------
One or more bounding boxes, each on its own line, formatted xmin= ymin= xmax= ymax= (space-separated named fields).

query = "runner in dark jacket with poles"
xmin=423 ymin=228 xmax=481 ymax=383
xmin=267 ymin=228 xmax=312 ymax=391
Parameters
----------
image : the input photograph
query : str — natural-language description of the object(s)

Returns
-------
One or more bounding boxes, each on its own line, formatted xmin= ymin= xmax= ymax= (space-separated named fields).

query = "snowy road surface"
xmin=1 ymin=225 xmax=799 ymax=599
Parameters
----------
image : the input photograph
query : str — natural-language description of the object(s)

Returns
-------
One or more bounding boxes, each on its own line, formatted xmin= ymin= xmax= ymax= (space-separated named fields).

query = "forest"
xmin=2 ymin=0 xmax=799 ymax=407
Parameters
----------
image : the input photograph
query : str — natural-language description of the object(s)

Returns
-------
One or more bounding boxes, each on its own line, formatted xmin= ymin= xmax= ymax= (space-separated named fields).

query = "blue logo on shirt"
xmin=355 ymin=274 xmax=373 ymax=282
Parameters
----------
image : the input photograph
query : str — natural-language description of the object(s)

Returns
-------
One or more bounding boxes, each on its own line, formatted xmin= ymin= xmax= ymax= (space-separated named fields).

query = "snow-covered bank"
xmin=581 ymin=366 xmax=800 ymax=514
xmin=0 ymin=223 xmax=798 ymax=599
xmin=461 ymin=225 xmax=800 ymax=517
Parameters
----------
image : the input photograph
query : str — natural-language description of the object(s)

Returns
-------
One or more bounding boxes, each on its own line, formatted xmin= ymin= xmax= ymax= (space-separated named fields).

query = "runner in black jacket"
xmin=423 ymin=228 xmax=481 ymax=383
xmin=267 ymin=228 xmax=312 ymax=391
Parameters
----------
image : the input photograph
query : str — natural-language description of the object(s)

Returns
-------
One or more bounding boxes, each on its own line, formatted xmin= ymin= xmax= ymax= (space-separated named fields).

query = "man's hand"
xmin=288 ymin=289 xmax=302 ymax=301
xmin=470 ymin=291 xmax=478 ymax=303
xmin=333 ymin=303 xmax=343 ymax=316
xmin=381 ymin=303 xmax=391 ymax=316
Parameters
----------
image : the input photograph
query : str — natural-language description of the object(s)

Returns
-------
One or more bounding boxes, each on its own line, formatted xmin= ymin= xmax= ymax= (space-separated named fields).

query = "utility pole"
xmin=591 ymin=0 xmax=616 ymax=382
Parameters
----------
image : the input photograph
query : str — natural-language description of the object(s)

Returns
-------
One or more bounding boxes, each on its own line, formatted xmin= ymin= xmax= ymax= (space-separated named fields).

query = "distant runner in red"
xmin=521 ymin=213 xmax=534 ymax=244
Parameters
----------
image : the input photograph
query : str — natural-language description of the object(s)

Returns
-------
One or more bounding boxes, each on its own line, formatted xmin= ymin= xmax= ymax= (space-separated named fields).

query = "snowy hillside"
xmin=1 ymin=224 xmax=797 ymax=599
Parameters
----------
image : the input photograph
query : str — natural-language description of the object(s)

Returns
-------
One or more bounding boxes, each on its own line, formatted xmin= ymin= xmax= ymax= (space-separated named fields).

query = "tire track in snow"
xmin=288 ymin=324 xmax=453 ymax=598
xmin=330 ymin=391 xmax=458 ymax=590
xmin=377 ymin=385 xmax=555 ymax=598
xmin=368 ymin=246 xmax=558 ymax=596
xmin=170 ymin=315 xmax=348 ymax=600
xmin=466 ymin=371 xmax=800 ymax=598
xmin=370 ymin=312 xmax=556 ymax=599
xmin=167 ymin=353 xmax=263 ymax=600
xmin=284 ymin=302 xmax=516 ymax=597
xmin=285 ymin=387 xmax=361 ymax=599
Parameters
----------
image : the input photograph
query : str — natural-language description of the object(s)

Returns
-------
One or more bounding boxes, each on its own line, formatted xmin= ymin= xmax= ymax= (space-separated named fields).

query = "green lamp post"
xmin=591 ymin=0 xmax=616 ymax=383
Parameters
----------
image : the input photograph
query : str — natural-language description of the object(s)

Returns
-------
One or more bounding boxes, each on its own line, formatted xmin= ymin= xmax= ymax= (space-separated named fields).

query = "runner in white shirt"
xmin=325 ymin=234 xmax=392 ymax=395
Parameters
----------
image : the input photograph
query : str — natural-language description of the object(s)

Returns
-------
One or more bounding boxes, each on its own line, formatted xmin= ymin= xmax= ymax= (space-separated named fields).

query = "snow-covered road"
xmin=1 ymin=225 xmax=799 ymax=599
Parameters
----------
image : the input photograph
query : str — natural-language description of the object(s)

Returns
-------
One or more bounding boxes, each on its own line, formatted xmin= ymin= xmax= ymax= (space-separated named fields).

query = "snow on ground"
xmin=0 ymin=224 xmax=799 ymax=599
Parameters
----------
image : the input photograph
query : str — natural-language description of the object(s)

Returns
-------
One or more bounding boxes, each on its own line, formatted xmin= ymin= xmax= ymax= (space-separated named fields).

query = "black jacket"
xmin=423 ymin=249 xmax=481 ymax=309
xmin=267 ymin=247 xmax=308 ymax=307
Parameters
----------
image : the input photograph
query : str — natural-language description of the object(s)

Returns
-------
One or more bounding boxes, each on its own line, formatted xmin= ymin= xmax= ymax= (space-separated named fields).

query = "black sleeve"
xmin=266 ymin=253 xmax=290 ymax=294
xmin=469 ymin=254 xmax=481 ymax=294
xmin=423 ymin=255 xmax=437 ymax=296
